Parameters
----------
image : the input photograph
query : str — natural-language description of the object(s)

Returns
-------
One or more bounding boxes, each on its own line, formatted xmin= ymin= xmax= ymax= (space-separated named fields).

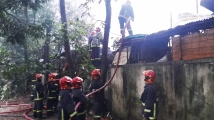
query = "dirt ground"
xmin=0 ymin=112 xmax=113 ymax=120
xmin=0 ymin=116 xmax=112 ymax=120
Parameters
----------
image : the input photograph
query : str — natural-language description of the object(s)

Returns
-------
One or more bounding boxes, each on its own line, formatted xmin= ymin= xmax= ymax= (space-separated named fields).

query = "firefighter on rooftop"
xmin=118 ymin=0 xmax=134 ymax=36
xmin=140 ymin=70 xmax=159 ymax=120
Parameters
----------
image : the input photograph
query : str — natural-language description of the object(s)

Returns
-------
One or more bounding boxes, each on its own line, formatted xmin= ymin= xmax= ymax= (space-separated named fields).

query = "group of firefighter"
xmin=30 ymin=69 xmax=158 ymax=120
xmin=30 ymin=69 xmax=104 ymax=120
xmin=30 ymin=1 xmax=158 ymax=120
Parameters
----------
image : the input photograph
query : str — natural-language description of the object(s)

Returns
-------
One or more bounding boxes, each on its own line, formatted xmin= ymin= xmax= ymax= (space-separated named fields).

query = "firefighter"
xmin=95 ymin=27 xmax=103 ymax=43
xmin=89 ymin=69 xmax=104 ymax=120
xmin=29 ymin=74 xmax=36 ymax=101
xmin=88 ymin=31 xmax=96 ymax=51
xmin=54 ymin=75 xmax=60 ymax=112
xmin=118 ymin=0 xmax=134 ymax=35
xmin=91 ymin=29 xmax=102 ymax=68
xmin=71 ymin=77 xmax=87 ymax=120
xmin=58 ymin=76 xmax=77 ymax=120
xmin=46 ymin=73 xmax=59 ymax=116
xmin=33 ymin=74 xmax=44 ymax=119
xmin=140 ymin=70 xmax=158 ymax=120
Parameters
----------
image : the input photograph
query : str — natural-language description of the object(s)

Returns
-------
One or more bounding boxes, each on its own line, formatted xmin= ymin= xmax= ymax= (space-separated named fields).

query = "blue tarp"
xmin=124 ymin=34 xmax=147 ymax=41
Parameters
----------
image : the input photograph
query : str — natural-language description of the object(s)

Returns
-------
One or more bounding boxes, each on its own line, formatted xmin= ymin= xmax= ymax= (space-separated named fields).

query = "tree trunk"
xmin=101 ymin=0 xmax=111 ymax=82
xmin=44 ymin=22 xmax=51 ymax=82
xmin=24 ymin=6 xmax=29 ymax=92
xmin=59 ymin=0 xmax=74 ymax=77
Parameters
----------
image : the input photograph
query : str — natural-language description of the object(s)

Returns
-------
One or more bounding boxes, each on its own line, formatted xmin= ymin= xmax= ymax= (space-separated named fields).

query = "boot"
xmin=33 ymin=111 xmax=37 ymax=118
xmin=128 ymin=30 xmax=133 ymax=36
xmin=120 ymin=29 xmax=124 ymax=35
xmin=94 ymin=118 xmax=101 ymax=120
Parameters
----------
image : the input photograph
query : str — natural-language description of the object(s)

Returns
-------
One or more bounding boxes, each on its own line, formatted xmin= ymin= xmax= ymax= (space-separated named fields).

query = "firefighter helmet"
xmin=91 ymin=69 xmax=101 ymax=79
xmin=59 ymin=76 xmax=72 ymax=89
xmin=96 ymin=27 xmax=101 ymax=32
xmin=49 ymin=73 xmax=58 ymax=81
xmin=126 ymin=0 xmax=131 ymax=4
xmin=143 ymin=70 xmax=156 ymax=83
xmin=71 ymin=77 xmax=83 ymax=89
xmin=91 ymin=31 xmax=96 ymax=36
xmin=35 ymin=74 xmax=42 ymax=81
xmin=36 ymin=74 xmax=42 ymax=79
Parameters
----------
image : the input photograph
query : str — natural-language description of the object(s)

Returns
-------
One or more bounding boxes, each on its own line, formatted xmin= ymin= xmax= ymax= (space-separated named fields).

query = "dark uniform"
xmin=118 ymin=1 xmax=134 ymax=35
xmin=72 ymin=89 xmax=87 ymax=120
xmin=46 ymin=81 xmax=59 ymax=116
xmin=58 ymin=90 xmax=77 ymax=120
xmin=90 ymin=32 xmax=102 ymax=68
xmin=33 ymin=81 xmax=44 ymax=119
xmin=89 ymin=78 xmax=104 ymax=120
xmin=140 ymin=84 xmax=158 ymax=120
xmin=54 ymin=81 xmax=60 ymax=112
xmin=30 ymin=79 xmax=37 ymax=101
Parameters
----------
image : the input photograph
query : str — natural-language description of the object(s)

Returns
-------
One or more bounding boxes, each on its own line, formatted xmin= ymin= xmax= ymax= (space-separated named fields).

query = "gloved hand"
xmin=92 ymin=89 xmax=100 ymax=92
xmin=131 ymin=18 xmax=134 ymax=22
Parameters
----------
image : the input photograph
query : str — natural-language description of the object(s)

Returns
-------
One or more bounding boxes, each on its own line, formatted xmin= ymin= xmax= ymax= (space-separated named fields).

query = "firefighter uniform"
xmin=54 ymin=81 xmax=60 ymax=112
xmin=30 ymin=79 xmax=36 ymax=101
xmin=72 ymin=89 xmax=87 ymax=120
xmin=58 ymin=90 xmax=77 ymax=120
xmin=46 ymin=80 xmax=58 ymax=116
xmin=90 ymin=28 xmax=103 ymax=68
xmin=58 ymin=76 xmax=77 ymax=120
xmin=118 ymin=0 xmax=134 ymax=35
xmin=33 ymin=74 xmax=44 ymax=119
xmin=140 ymin=70 xmax=158 ymax=120
xmin=89 ymin=78 xmax=104 ymax=120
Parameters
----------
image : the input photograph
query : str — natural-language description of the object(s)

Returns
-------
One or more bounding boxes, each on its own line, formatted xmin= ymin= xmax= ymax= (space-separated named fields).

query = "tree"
xmin=0 ymin=0 xmax=49 ymax=45
xmin=59 ymin=0 xmax=75 ymax=77
xmin=101 ymin=0 xmax=112 ymax=82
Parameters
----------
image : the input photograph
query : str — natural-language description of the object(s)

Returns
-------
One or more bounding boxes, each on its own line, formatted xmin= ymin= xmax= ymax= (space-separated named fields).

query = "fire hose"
xmin=74 ymin=17 xmax=132 ymax=110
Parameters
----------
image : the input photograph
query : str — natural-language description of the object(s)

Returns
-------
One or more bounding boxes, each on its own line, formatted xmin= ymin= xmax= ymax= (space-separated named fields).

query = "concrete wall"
xmin=105 ymin=58 xmax=214 ymax=120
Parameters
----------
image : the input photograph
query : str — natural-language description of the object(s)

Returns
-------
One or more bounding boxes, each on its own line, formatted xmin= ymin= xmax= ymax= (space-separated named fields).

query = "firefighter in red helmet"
xmin=90 ymin=28 xmax=102 ymax=68
xmin=33 ymin=74 xmax=44 ymax=119
xmin=89 ymin=69 xmax=104 ymax=120
xmin=140 ymin=70 xmax=158 ymax=120
xmin=95 ymin=27 xmax=103 ymax=43
xmin=88 ymin=31 xmax=96 ymax=50
xmin=71 ymin=77 xmax=87 ymax=120
xmin=46 ymin=73 xmax=59 ymax=116
xmin=58 ymin=76 xmax=77 ymax=120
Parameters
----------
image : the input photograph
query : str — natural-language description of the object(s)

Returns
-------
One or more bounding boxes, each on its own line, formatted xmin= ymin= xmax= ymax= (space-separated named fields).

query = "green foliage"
xmin=0 ymin=0 xmax=47 ymax=45
xmin=0 ymin=0 xmax=96 ymax=100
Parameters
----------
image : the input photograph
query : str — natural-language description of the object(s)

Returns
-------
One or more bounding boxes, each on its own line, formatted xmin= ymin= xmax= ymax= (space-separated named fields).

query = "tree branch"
xmin=3 ymin=10 xmax=21 ymax=23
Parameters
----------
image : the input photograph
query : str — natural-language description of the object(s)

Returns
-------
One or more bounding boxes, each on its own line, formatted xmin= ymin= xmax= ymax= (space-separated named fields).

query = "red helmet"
xmin=59 ymin=76 xmax=72 ymax=89
xmin=96 ymin=27 xmax=101 ymax=32
xmin=91 ymin=31 xmax=96 ymax=36
xmin=143 ymin=70 xmax=156 ymax=83
xmin=49 ymin=73 xmax=58 ymax=81
xmin=91 ymin=69 xmax=101 ymax=79
xmin=36 ymin=74 xmax=42 ymax=80
xmin=71 ymin=77 xmax=83 ymax=89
